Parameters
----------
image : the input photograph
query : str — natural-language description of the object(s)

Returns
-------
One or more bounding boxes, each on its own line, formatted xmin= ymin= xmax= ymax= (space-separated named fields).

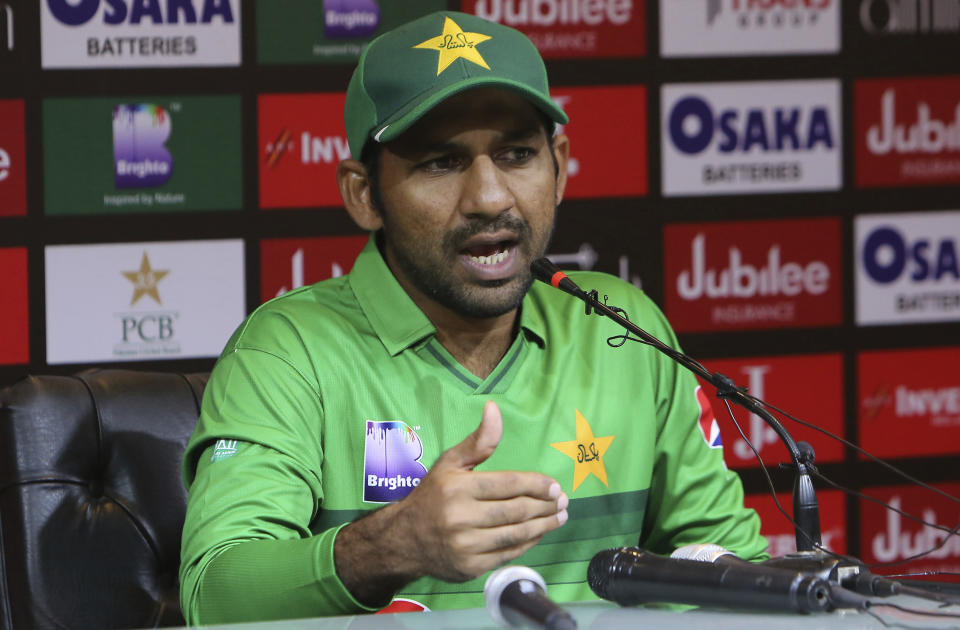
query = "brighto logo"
xmin=45 ymin=0 xmax=235 ymax=25
xmin=473 ymin=0 xmax=633 ymax=26
xmin=112 ymin=104 xmax=173 ymax=189
xmin=669 ymin=96 xmax=834 ymax=156
xmin=323 ymin=0 xmax=379 ymax=39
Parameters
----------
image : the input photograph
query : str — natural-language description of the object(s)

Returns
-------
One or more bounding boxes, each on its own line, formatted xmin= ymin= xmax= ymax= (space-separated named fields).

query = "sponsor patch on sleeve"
xmin=210 ymin=438 xmax=244 ymax=462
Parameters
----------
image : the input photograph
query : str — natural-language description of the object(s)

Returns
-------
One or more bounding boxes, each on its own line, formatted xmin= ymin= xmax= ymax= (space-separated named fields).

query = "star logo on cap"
xmin=413 ymin=16 xmax=492 ymax=76
xmin=550 ymin=410 xmax=615 ymax=493
xmin=122 ymin=252 xmax=169 ymax=306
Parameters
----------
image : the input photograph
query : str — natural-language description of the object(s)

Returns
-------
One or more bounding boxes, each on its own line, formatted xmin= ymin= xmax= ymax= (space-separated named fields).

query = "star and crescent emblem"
xmin=122 ymin=252 xmax=169 ymax=306
xmin=551 ymin=410 xmax=616 ymax=493
xmin=413 ymin=16 xmax=492 ymax=76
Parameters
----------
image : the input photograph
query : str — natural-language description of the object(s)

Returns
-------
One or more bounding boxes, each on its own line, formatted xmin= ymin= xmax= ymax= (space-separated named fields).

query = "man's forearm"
xmin=333 ymin=502 xmax=424 ymax=607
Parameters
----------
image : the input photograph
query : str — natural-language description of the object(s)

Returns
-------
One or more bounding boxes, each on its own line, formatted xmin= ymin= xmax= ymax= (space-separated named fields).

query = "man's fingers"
xmin=471 ymin=493 xmax=570 ymax=528
xmin=433 ymin=400 xmax=503 ymax=471
xmin=451 ymin=510 xmax=569 ymax=557
xmin=469 ymin=471 xmax=562 ymax=501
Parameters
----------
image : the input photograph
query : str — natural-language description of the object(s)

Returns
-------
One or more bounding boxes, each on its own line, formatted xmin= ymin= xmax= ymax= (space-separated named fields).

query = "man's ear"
xmin=551 ymin=134 xmax=571 ymax=207
xmin=337 ymin=159 xmax=383 ymax=231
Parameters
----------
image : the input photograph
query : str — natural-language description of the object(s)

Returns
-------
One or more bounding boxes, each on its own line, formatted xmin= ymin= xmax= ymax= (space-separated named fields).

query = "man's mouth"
xmin=464 ymin=242 xmax=514 ymax=266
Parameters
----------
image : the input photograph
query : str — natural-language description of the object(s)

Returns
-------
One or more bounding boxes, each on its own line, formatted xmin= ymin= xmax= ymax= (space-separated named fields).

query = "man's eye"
xmin=501 ymin=147 xmax=536 ymax=163
xmin=421 ymin=156 xmax=459 ymax=172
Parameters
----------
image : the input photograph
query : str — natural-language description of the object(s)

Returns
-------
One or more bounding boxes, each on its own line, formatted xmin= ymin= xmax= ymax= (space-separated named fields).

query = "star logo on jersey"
xmin=550 ymin=410 xmax=615 ymax=492
xmin=122 ymin=252 xmax=169 ymax=306
xmin=413 ymin=16 xmax=491 ymax=76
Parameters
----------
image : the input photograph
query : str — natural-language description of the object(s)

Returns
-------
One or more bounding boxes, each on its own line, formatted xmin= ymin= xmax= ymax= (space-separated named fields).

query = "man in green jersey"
xmin=180 ymin=10 xmax=767 ymax=625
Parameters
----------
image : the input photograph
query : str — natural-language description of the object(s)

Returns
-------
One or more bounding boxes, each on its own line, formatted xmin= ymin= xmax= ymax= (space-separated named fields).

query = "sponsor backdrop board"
xmin=44 ymin=240 xmax=245 ymax=364
xmin=551 ymin=85 xmax=647 ymax=199
xmin=745 ymin=490 xmax=847 ymax=557
xmin=42 ymin=96 xmax=242 ymax=215
xmin=3 ymin=1 xmax=960 ymax=572
xmin=860 ymin=483 xmax=960 ymax=577
xmin=855 ymin=210 xmax=960 ymax=326
xmin=259 ymin=93 xmax=349 ymax=209
xmin=660 ymin=0 xmax=840 ymax=58
xmin=858 ymin=347 xmax=960 ymax=460
xmin=663 ymin=218 xmax=843 ymax=332
xmin=260 ymin=235 xmax=368 ymax=303
xmin=256 ymin=0 xmax=446 ymax=64
xmin=0 ymin=99 xmax=26 ymax=216
xmin=0 ymin=247 xmax=29 ymax=365
xmin=855 ymin=76 xmax=960 ymax=189
xmin=40 ymin=0 xmax=241 ymax=68
xmin=661 ymin=79 xmax=842 ymax=196
xmin=463 ymin=0 xmax=646 ymax=59
xmin=699 ymin=353 xmax=845 ymax=469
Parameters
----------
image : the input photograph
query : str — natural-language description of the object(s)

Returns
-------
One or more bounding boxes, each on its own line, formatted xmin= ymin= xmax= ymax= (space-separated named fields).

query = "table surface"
xmin=191 ymin=595 xmax=960 ymax=630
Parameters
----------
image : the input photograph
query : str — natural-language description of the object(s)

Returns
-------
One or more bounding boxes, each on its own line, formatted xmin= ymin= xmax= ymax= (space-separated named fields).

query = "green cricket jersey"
xmin=179 ymin=237 xmax=767 ymax=625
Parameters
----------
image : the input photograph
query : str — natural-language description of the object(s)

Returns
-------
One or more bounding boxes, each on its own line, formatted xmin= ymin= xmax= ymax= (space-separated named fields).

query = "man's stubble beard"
xmin=380 ymin=208 xmax=557 ymax=320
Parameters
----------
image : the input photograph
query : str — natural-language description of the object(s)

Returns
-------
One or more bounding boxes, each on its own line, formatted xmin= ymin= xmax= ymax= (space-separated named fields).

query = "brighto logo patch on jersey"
xmin=363 ymin=421 xmax=427 ymax=503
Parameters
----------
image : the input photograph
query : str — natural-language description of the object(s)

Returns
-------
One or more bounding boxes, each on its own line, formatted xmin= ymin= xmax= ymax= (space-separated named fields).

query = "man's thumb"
xmin=437 ymin=400 xmax=503 ymax=470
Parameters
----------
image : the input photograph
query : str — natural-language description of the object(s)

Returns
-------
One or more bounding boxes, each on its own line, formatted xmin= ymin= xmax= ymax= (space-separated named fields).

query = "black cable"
xmin=751 ymin=394 xmax=960 ymax=509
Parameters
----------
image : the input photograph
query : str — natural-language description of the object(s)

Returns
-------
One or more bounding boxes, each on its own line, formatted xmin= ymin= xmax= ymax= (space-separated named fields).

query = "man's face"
xmin=374 ymin=88 xmax=569 ymax=320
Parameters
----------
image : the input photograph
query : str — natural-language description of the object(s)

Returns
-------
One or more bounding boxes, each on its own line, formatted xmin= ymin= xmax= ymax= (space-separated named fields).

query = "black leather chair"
xmin=0 ymin=369 xmax=208 ymax=630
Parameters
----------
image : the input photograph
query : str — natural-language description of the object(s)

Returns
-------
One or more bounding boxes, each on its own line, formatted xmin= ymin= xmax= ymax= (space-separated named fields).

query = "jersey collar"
xmin=350 ymin=234 xmax=548 ymax=355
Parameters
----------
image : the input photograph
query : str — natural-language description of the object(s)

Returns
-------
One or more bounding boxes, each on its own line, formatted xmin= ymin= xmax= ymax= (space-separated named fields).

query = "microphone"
xmin=587 ymin=547 xmax=833 ymax=613
xmin=530 ymin=258 xmax=588 ymax=300
xmin=484 ymin=566 xmax=577 ymax=630
xmin=670 ymin=543 xmax=752 ymax=567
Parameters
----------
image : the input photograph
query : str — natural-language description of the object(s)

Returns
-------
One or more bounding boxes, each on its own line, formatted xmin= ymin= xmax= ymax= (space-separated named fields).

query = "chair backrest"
xmin=0 ymin=369 xmax=208 ymax=630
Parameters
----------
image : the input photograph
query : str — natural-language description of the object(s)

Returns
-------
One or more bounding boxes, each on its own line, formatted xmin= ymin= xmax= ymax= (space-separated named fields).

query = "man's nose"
xmin=459 ymin=156 xmax=515 ymax=218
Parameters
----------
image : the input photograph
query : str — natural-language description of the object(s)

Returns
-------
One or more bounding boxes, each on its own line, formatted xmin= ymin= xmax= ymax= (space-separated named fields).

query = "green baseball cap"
xmin=344 ymin=10 xmax=569 ymax=159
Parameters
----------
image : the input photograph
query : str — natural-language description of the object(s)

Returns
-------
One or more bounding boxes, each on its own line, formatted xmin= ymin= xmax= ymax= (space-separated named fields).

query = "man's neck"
xmin=425 ymin=306 xmax=518 ymax=380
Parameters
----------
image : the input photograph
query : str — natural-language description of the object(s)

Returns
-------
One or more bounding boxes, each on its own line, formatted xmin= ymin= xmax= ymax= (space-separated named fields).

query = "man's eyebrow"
xmin=416 ymin=126 xmax=543 ymax=153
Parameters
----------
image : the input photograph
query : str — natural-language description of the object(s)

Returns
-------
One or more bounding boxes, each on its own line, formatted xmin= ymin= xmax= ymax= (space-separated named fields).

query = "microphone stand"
xmin=540 ymin=270 xmax=823 ymax=554
xmin=532 ymin=260 xmax=960 ymax=604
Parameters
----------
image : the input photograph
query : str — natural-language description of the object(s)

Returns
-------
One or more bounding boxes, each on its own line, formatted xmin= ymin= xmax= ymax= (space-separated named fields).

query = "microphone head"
xmin=484 ymin=565 xmax=547 ymax=627
xmin=670 ymin=543 xmax=747 ymax=565
xmin=587 ymin=547 xmax=644 ymax=600
xmin=530 ymin=257 xmax=562 ymax=284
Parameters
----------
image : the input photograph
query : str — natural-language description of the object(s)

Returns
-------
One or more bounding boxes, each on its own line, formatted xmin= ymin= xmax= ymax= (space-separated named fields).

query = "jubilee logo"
xmin=855 ymin=211 xmax=960 ymax=325
xmin=699 ymin=354 xmax=845 ymax=469
xmin=465 ymin=0 xmax=645 ymax=59
xmin=856 ymin=77 xmax=960 ymax=187
xmin=858 ymin=347 xmax=960 ymax=459
xmin=664 ymin=218 xmax=842 ymax=332
xmin=661 ymin=0 xmax=838 ymax=57
xmin=861 ymin=484 xmax=960 ymax=572
xmin=44 ymin=96 xmax=241 ymax=216
xmin=662 ymin=80 xmax=841 ymax=196
xmin=258 ymin=93 xmax=348 ymax=209
xmin=0 ymin=99 xmax=26 ymax=216
xmin=45 ymin=240 xmax=245 ymax=364
xmin=41 ymin=0 xmax=240 ymax=68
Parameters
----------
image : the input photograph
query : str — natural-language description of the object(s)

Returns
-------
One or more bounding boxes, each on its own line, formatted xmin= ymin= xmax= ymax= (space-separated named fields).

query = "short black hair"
xmin=359 ymin=109 xmax=559 ymax=213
